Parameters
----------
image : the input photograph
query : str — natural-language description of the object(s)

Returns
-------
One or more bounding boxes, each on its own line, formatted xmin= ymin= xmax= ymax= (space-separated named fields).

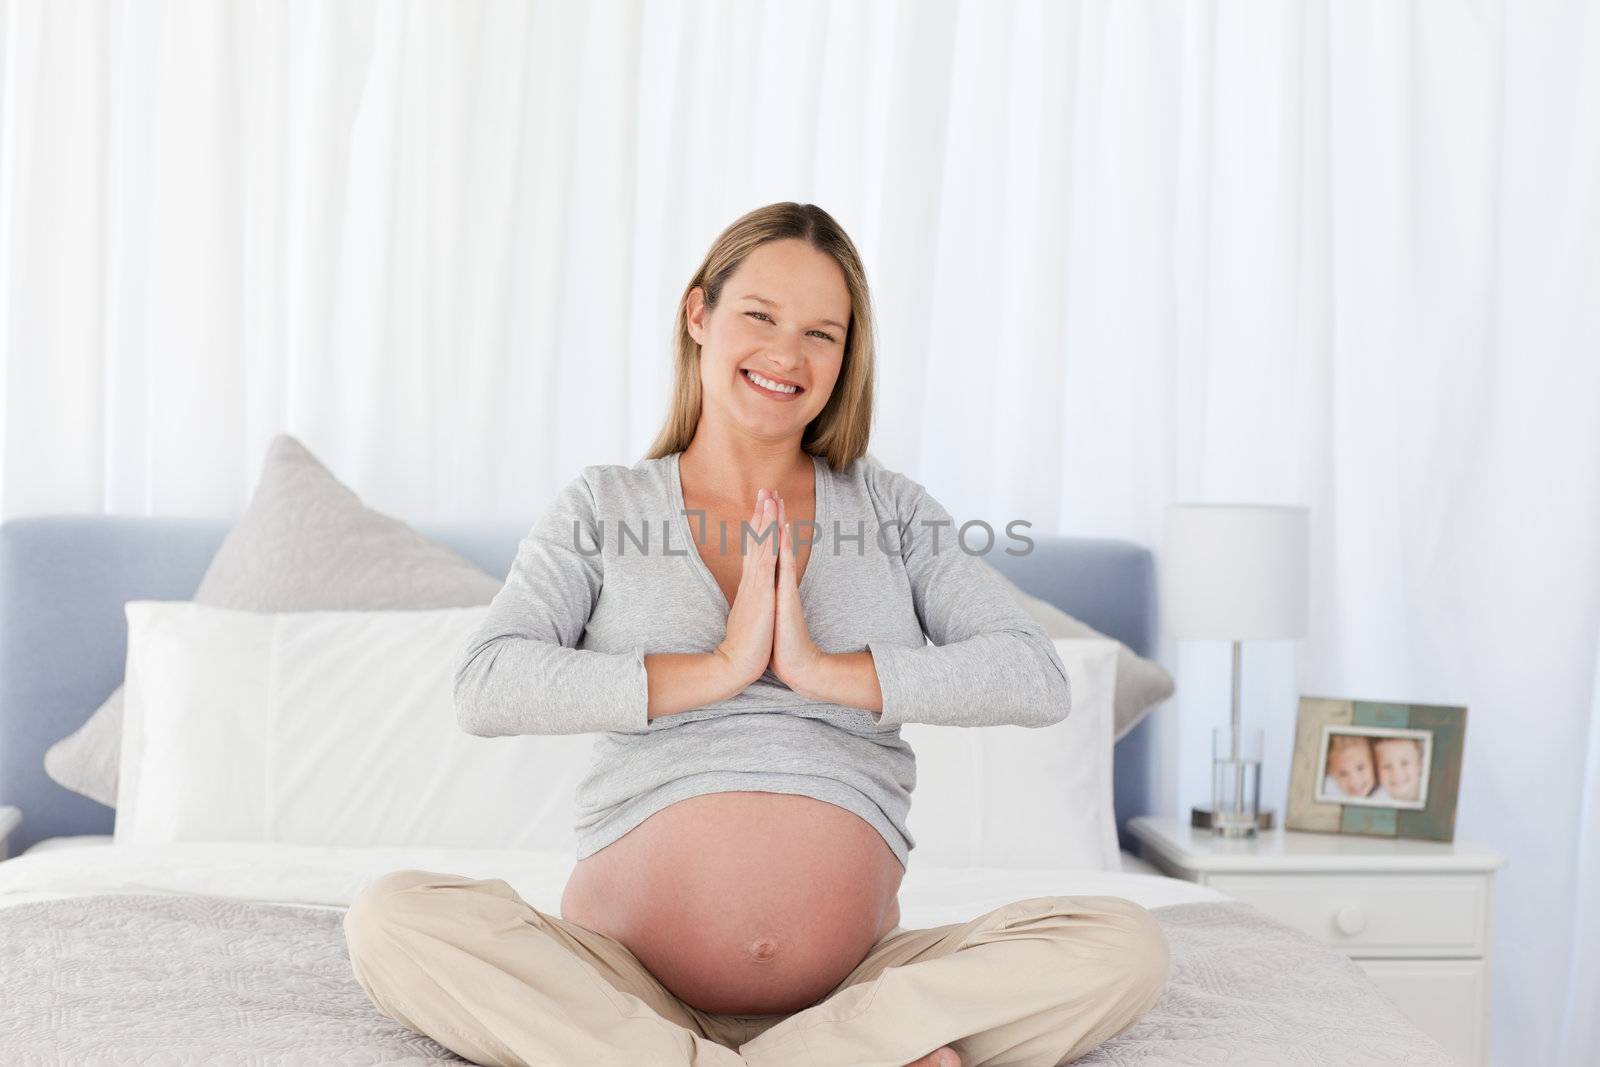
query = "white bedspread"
xmin=0 ymin=841 xmax=1454 ymax=1065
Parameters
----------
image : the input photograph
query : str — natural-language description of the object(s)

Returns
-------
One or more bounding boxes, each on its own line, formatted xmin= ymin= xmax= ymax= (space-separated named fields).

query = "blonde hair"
xmin=643 ymin=202 xmax=876 ymax=472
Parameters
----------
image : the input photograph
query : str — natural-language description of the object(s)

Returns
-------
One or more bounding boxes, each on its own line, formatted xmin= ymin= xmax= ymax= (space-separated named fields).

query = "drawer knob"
xmin=1334 ymin=905 xmax=1367 ymax=936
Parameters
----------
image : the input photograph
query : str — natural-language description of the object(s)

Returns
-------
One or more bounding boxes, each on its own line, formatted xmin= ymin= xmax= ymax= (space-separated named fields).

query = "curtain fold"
xmin=3 ymin=2 xmax=1596 ymax=1061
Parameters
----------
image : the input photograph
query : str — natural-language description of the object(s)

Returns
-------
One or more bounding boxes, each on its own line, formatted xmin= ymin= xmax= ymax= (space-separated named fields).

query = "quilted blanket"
xmin=0 ymin=895 xmax=1451 ymax=1065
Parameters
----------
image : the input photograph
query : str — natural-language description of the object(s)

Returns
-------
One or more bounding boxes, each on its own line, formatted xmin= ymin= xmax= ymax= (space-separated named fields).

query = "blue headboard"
xmin=0 ymin=515 xmax=1164 ymax=858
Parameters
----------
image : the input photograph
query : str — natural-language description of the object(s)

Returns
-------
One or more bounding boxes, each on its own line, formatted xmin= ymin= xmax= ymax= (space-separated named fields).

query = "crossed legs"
xmin=343 ymin=870 xmax=1169 ymax=1067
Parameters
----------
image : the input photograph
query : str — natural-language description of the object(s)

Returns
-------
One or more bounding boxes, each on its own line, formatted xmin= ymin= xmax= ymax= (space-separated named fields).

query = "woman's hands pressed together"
xmin=715 ymin=486 xmax=823 ymax=694
xmin=709 ymin=486 xmax=883 ymax=713
xmin=713 ymin=489 xmax=780 ymax=685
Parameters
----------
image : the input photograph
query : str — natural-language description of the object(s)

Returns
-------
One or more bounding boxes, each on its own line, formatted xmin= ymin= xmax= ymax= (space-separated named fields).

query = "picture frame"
xmin=1286 ymin=696 xmax=1467 ymax=842
xmin=1313 ymin=724 xmax=1434 ymax=812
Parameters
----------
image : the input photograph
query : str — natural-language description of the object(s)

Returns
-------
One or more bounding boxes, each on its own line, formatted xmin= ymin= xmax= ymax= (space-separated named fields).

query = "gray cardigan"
xmin=453 ymin=450 xmax=1072 ymax=869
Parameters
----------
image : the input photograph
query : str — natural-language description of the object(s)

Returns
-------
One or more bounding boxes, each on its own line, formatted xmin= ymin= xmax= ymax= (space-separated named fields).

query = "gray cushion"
xmin=987 ymin=564 xmax=1174 ymax=741
xmin=43 ymin=434 xmax=503 ymax=808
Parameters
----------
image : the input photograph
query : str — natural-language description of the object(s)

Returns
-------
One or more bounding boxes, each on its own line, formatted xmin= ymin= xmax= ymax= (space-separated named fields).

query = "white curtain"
xmin=3 ymin=1 xmax=1596 ymax=1062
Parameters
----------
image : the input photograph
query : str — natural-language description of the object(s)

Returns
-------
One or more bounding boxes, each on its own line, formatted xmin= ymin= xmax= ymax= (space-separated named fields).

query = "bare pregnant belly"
xmin=559 ymin=791 xmax=905 ymax=1015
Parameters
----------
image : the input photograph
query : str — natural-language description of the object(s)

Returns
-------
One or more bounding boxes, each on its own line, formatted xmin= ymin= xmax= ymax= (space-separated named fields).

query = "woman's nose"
xmin=769 ymin=331 xmax=806 ymax=367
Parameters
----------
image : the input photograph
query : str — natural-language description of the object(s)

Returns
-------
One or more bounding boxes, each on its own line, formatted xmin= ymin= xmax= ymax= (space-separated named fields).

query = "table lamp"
xmin=1161 ymin=503 xmax=1310 ymax=835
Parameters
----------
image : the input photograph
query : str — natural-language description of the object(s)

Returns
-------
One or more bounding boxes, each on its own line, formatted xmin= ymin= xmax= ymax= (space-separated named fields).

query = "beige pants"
xmin=343 ymin=869 xmax=1169 ymax=1067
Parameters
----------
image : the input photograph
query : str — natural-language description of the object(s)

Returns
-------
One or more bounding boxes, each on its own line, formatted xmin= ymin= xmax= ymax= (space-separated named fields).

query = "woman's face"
xmin=686 ymin=238 xmax=851 ymax=444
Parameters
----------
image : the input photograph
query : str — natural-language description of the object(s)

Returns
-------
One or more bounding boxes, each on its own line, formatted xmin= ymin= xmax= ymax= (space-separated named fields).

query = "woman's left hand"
xmin=771 ymin=494 xmax=825 ymax=696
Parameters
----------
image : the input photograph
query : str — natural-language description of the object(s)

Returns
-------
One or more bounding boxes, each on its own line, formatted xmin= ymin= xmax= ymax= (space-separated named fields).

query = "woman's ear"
xmin=685 ymin=286 xmax=706 ymax=345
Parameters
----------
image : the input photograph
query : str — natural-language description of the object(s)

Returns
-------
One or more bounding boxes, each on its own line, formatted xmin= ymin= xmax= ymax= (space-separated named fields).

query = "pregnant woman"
xmin=343 ymin=203 xmax=1169 ymax=1067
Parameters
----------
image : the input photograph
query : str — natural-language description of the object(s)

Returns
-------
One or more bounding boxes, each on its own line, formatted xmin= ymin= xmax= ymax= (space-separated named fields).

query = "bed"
xmin=0 ymin=516 xmax=1453 ymax=1065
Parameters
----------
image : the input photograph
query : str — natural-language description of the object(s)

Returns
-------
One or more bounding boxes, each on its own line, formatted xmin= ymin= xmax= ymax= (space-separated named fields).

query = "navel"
xmin=746 ymin=935 xmax=781 ymax=962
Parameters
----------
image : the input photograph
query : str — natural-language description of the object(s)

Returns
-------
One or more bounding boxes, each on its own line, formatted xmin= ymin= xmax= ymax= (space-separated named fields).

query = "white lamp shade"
xmin=1161 ymin=504 xmax=1309 ymax=640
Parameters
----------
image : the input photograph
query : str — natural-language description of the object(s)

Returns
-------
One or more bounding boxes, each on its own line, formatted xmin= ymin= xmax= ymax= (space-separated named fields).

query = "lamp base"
xmin=1190 ymin=806 xmax=1276 ymax=832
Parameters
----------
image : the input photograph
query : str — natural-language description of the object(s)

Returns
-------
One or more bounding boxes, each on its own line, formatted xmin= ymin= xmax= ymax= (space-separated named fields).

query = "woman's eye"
xmin=744 ymin=310 xmax=836 ymax=343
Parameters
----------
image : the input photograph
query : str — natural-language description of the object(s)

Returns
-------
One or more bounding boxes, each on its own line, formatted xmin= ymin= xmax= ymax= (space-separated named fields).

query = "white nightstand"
xmin=1129 ymin=816 xmax=1504 ymax=1067
xmin=0 ymin=805 xmax=21 ymax=861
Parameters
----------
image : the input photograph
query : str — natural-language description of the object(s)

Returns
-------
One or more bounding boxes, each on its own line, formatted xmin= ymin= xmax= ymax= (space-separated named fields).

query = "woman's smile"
xmin=742 ymin=366 xmax=807 ymax=400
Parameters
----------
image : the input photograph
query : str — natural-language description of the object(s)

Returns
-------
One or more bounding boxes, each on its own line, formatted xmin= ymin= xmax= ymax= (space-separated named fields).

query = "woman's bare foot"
xmin=904 ymin=1046 xmax=960 ymax=1067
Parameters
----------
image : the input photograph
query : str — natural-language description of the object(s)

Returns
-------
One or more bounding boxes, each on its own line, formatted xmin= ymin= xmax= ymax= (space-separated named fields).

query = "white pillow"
xmin=114 ymin=601 xmax=594 ymax=850
xmin=115 ymin=604 xmax=1118 ymax=869
xmin=901 ymin=638 xmax=1120 ymax=871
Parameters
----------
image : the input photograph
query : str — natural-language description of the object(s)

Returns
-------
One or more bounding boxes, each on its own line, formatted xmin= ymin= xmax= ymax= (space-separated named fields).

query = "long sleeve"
xmin=453 ymin=471 xmax=650 ymax=736
xmin=864 ymin=468 xmax=1073 ymax=729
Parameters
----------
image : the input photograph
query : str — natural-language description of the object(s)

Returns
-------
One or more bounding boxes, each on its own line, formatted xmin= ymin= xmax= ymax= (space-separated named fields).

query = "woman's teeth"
xmin=746 ymin=370 xmax=800 ymax=394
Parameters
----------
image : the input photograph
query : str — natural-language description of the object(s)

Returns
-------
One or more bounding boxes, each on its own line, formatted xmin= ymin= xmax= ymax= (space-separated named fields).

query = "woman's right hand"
xmin=715 ymin=489 xmax=779 ymax=687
